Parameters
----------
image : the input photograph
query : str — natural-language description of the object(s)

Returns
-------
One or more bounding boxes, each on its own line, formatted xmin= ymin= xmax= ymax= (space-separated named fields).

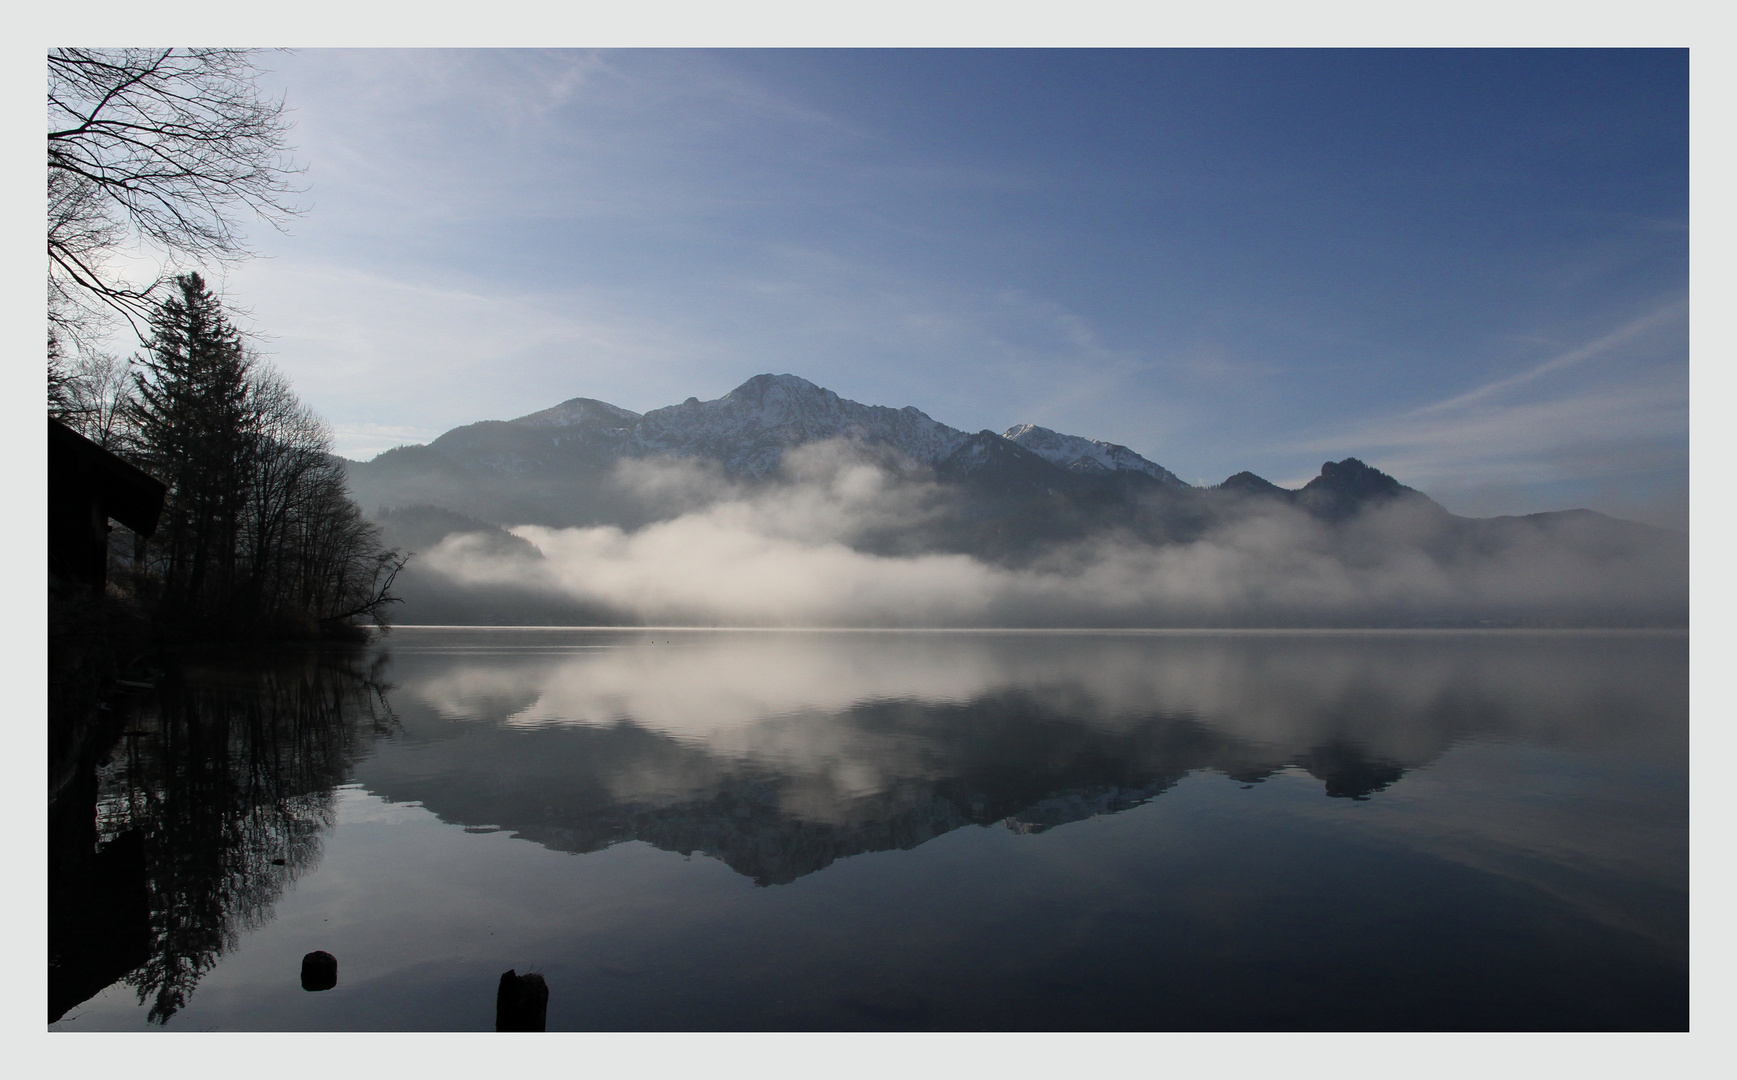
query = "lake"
xmin=48 ymin=628 xmax=1688 ymax=1030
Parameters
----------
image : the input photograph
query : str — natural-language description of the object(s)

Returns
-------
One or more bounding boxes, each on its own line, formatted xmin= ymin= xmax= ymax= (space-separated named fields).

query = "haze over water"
xmin=51 ymin=628 xmax=1686 ymax=1031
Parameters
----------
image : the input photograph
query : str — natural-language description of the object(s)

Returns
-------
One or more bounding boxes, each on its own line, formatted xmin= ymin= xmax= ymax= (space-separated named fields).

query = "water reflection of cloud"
xmin=390 ymin=630 xmax=1685 ymax=766
xmin=357 ymin=628 xmax=1689 ymax=961
xmin=408 ymin=634 xmax=1000 ymax=735
xmin=377 ymin=630 xmax=1686 ymax=862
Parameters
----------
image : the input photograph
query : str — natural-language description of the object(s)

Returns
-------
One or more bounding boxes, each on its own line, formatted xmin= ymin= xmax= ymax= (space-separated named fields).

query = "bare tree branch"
xmin=47 ymin=48 xmax=304 ymax=341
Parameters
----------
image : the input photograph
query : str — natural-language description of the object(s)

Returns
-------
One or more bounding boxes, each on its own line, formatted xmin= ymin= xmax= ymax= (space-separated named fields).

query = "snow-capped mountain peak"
xmin=631 ymin=374 xmax=971 ymax=477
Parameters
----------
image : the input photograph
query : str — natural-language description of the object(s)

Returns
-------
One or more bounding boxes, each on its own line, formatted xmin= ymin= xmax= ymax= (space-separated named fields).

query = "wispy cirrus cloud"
xmin=1294 ymin=377 xmax=1686 ymax=487
xmin=1282 ymin=300 xmax=1688 ymax=525
xmin=1405 ymin=300 xmax=1688 ymax=420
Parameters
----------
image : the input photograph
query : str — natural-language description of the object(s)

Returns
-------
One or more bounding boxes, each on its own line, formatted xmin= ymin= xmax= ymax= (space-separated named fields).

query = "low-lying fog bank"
xmin=366 ymin=443 xmax=1685 ymax=628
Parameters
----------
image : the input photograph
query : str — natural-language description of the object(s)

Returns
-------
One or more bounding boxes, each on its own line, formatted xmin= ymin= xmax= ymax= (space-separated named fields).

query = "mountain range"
xmin=345 ymin=372 xmax=1428 ymax=531
xmin=341 ymin=373 xmax=1687 ymax=627
xmin=348 ymin=373 xmax=1181 ymax=508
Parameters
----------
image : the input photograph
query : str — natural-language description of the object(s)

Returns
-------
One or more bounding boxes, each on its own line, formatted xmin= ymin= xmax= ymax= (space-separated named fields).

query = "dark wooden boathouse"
xmin=48 ymin=417 xmax=165 ymax=590
xmin=47 ymin=418 xmax=164 ymax=1022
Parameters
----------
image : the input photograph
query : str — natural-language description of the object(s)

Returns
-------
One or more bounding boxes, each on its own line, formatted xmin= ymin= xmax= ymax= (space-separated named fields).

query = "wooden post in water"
xmin=496 ymin=969 xmax=548 ymax=1031
xmin=301 ymin=951 xmax=337 ymax=991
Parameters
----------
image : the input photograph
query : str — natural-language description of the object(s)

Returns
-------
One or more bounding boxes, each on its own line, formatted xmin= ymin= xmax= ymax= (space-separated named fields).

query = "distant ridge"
xmin=1212 ymin=458 xmax=1435 ymax=522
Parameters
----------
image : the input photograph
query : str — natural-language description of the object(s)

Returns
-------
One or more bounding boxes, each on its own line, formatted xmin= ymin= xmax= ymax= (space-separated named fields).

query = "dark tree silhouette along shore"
xmin=117 ymin=273 xmax=404 ymax=640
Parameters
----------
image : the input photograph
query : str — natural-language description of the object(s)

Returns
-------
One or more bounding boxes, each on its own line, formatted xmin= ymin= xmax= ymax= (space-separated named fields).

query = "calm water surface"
xmin=49 ymin=629 xmax=1688 ymax=1030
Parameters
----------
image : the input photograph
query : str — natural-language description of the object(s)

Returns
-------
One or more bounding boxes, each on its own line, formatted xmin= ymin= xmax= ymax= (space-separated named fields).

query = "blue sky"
xmin=207 ymin=48 xmax=1686 ymax=527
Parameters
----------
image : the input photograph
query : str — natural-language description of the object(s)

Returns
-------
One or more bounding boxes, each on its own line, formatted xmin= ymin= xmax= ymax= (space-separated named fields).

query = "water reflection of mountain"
xmin=358 ymin=631 xmax=1683 ymax=886
xmin=360 ymin=698 xmax=1418 ymax=886
xmin=49 ymin=650 xmax=393 ymax=1023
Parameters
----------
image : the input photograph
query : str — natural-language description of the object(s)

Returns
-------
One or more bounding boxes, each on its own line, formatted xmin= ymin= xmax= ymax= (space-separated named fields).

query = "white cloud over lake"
xmin=415 ymin=451 xmax=1684 ymax=629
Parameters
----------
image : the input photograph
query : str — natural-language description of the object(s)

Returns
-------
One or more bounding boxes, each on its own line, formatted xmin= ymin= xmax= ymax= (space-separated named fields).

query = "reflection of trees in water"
xmin=93 ymin=649 xmax=393 ymax=1024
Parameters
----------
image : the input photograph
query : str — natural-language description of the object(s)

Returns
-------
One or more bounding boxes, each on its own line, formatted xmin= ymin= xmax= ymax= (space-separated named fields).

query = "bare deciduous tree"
xmin=54 ymin=347 xmax=135 ymax=448
xmin=47 ymin=48 xmax=302 ymax=340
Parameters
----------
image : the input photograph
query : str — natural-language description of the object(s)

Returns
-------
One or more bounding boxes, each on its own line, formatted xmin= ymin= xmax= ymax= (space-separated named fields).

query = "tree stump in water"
xmin=496 ymin=969 xmax=548 ymax=1031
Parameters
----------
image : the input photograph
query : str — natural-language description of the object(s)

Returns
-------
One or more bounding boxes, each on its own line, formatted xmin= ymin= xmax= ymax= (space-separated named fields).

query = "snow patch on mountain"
xmin=1002 ymin=423 xmax=1184 ymax=485
xmin=514 ymin=397 xmax=643 ymax=430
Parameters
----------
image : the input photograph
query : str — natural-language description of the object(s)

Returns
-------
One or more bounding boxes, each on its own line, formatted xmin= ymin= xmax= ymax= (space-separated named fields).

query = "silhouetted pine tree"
xmin=126 ymin=273 xmax=403 ymax=638
xmin=130 ymin=273 xmax=255 ymax=627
